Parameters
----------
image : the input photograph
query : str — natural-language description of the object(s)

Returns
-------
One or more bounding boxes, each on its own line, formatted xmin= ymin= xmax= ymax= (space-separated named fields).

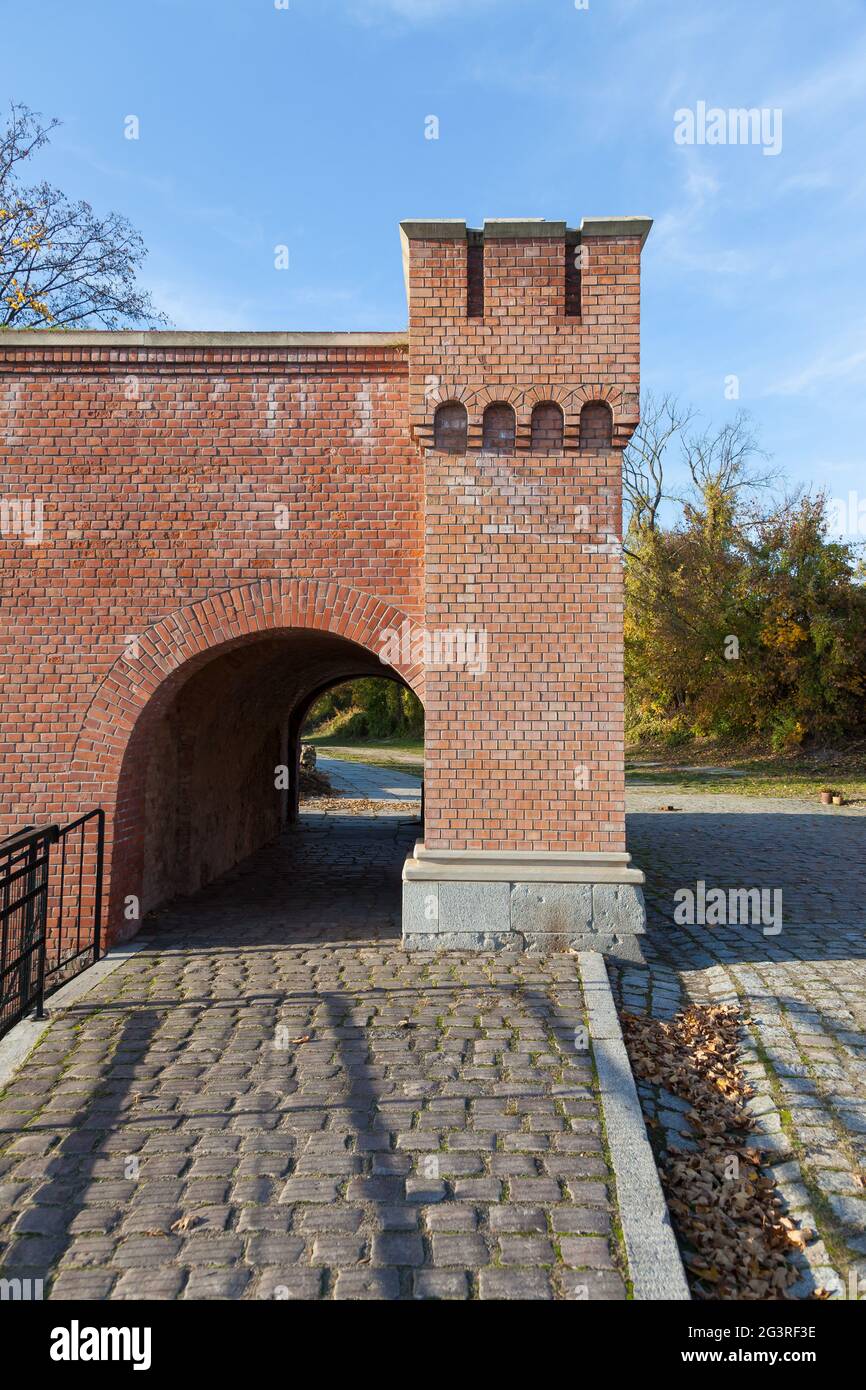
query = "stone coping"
xmin=403 ymin=842 xmax=645 ymax=885
xmin=0 ymin=330 xmax=408 ymax=349
xmin=400 ymin=216 xmax=653 ymax=246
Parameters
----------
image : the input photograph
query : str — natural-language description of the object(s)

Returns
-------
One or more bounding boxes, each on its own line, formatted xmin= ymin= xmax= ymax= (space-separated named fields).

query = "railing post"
xmin=20 ymin=837 xmax=40 ymax=1019
xmin=93 ymin=809 xmax=105 ymax=963
xmin=32 ymin=831 xmax=52 ymax=1021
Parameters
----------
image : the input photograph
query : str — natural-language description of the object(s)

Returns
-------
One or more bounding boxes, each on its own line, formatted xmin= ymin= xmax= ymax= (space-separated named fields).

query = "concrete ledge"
xmin=0 ymin=941 xmax=150 ymax=1092
xmin=413 ymin=844 xmax=634 ymax=864
xmin=580 ymin=216 xmax=654 ymax=247
xmin=483 ymin=218 xmax=568 ymax=239
xmin=579 ymin=951 xmax=690 ymax=1300
xmin=0 ymin=331 xmax=408 ymax=349
xmin=404 ymin=843 xmax=645 ymax=885
xmin=399 ymin=220 xmax=467 ymax=241
xmin=400 ymin=216 xmax=653 ymax=247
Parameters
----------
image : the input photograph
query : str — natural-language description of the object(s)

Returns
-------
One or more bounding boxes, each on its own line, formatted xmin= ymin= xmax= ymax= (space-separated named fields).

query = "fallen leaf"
xmin=171 ymin=1214 xmax=201 ymax=1233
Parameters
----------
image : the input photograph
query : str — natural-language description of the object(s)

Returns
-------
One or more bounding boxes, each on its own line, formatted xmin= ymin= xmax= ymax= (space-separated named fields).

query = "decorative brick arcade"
xmin=0 ymin=215 xmax=651 ymax=957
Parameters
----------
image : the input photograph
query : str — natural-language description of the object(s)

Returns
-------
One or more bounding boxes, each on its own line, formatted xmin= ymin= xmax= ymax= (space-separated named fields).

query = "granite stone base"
xmin=402 ymin=852 xmax=647 ymax=962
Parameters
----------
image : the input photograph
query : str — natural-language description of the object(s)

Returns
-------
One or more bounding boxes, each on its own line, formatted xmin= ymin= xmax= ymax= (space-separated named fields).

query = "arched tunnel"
xmin=110 ymin=628 xmax=421 ymax=931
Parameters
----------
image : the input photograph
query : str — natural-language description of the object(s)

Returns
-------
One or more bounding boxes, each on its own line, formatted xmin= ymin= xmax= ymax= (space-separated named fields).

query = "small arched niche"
xmin=433 ymin=401 xmax=468 ymax=454
xmin=482 ymin=402 xmax=516 ymax=453
xmin=580 ymin=400 xmax=614 ymax=449
xmin=530 ymin=401 xmax=564 ymax=452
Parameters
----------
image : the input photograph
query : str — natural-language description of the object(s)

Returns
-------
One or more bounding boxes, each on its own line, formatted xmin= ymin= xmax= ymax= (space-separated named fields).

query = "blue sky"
xmin=6 ymin=0 xmax=866 ymax=510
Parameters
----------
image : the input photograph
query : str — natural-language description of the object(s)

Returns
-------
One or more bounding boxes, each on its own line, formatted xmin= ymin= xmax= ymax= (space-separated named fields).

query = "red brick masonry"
xmin=0 ymin=216 xmax=651 ymax=954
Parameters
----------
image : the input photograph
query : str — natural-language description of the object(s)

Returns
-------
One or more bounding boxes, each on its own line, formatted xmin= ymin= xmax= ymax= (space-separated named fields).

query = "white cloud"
xmin=765 ymin=343 xmax=866 ymax=397
xmin=651 ymin=160 xmax=754 ymax=277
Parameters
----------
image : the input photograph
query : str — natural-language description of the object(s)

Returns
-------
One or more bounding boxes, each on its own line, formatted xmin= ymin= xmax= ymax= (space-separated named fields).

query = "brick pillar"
xmin=399 ymin=216 xmax=652 ymax=959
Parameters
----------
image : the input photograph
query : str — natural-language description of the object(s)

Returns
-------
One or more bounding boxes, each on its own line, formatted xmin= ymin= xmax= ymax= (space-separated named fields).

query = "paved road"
xmin=316 ymin=756 xmax=421 ymax=803
xmin=0 ymin=814 xmax=624 ymax=1301
xmin=613 ymin=787 xmax=866 ymax=1296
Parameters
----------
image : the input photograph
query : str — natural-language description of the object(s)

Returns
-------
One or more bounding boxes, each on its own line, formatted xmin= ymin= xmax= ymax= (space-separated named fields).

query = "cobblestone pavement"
xmin=612 ymin=789 xmax=866 ymax=1298
xmin=0 ymin=812 xmax=626 ymax=1301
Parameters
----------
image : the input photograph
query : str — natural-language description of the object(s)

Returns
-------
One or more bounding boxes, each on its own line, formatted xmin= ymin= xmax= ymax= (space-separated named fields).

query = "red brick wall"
xmin=0 ymin=339 xmax=424 ymax=937
xmin=0 ymin=219 xmax=644 ymax=940
xmin=403 ymin=224 xmax=643 ymax=853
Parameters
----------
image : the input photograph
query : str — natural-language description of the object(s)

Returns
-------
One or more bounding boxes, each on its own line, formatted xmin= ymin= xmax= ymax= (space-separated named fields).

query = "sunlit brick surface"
xmin=0 ymin=218 xmax=647 ymax=939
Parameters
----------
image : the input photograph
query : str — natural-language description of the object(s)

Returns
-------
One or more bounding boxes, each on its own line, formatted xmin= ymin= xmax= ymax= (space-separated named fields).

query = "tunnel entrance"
xmin=100 ymin=620 xmax=424 ymax=943
xmin=298 ymin=675 xmax=424 ymax=818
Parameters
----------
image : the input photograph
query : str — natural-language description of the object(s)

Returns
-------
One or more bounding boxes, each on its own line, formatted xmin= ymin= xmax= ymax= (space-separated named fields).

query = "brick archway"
xmin=70 ymin=579 xmax=424 ymax=941
xmin=1 ymin=213 xmax=652 ymax=956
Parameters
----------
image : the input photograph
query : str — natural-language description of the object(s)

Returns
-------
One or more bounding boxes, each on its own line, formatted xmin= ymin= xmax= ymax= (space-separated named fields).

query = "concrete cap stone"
xmin=579 ymin=216 xmax=653 ymax=247
xmin=0 ymin=330 xmax=407 ymax=348
xmin=399 ymin=220 xmax=468 ymax=241
xmin=482 ymin=219 xmax=568 ymax=238
xmin=399 ymin=217 xmax=653 ymax=247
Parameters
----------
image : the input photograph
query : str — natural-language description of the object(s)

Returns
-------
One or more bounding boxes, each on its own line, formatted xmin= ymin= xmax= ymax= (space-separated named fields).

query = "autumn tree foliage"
xmin=624 ymin=397 xmax=866 ymax=749
xmin=306 ymin=678 xmax=424 ymax=742
xmin=0 ymin=102 xmax=165 ymax=328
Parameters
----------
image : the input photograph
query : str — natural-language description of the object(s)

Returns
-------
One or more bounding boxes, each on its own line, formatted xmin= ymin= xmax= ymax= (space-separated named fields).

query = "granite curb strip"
xmin=0 ymin=940 xmax=151 ymax=1091
xmin=578 ymin=951 xmax=690 ymax=1301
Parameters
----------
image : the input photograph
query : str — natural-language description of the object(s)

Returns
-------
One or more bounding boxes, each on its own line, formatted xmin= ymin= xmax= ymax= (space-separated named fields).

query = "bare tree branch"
xmin=623 ymin=391 xmax=696 ymax=533
xmin=0 ymin=103 xmax=167 ymax=329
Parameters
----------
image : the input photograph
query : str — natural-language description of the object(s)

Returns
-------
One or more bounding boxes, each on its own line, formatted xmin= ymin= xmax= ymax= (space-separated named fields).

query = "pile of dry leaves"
xmin=622 ymin=1004 xmax=811 ymax=1299
xmin=301 ymin=794 xmax=419 ymax=815
xmin=299 ymin=766 xmax=334 ymax=798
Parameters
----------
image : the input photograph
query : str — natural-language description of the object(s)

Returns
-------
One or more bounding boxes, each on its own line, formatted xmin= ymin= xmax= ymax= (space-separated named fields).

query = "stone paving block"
xmin=294 ymin=1206 xmax=365 ymax=1234
xmin=311 ymin=1235 xmax=367 ymax=1265
xmin=551 ymin=1206 xmax=610 ymax=1235
xmin=430 ymin=1233 xmax=488 ymax=1266
xmin=278 ymin=1178 xmax=340 ymax=1204
xmin=113 ymin=1268 xmax=186 ymax=1300
xmin=489 ymin=1206 xmax=548 ymax=1234
xmin=49 ymin=1268 xmax=117 ymax=1300
xmin=333 ymin=1268 xmax=401 ymax=1300
xmin=498 ymin=1235 xmax=556 ymax=1265
xmin=478 ymin=1268 xmax=553 ymax=1300
xmin=451 ymin=1178 xmax=503 ymax=1202
xmin=246 ymin=1235 xmax=306 ymax=1265
xmin=413 ymin=1269 xmax=470 ymax=1300
xmin=558 ymin=1236 xmax=617 ymax=1269
xmin=560 ymin=1269 xmax=627 ymax=1300
xmin=255 ymin=1268 xmax=324 ymax=1300
xmin=183 ymin=1267 xmax=250 ymax=1300
xmin=370 ymin=1232 xmax=425 ymax=1266
xmin=111 ymin=1235 xmax=182 ymax=1268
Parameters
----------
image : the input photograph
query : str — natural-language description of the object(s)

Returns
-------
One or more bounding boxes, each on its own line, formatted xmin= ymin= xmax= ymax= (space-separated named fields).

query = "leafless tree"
xmin=622 ymin=391 xmax=695 ymax=532
xmin=682 ymin=411 xmax=778 ymax=505
xmin=0 ymin=102 xmax=166 ymax=328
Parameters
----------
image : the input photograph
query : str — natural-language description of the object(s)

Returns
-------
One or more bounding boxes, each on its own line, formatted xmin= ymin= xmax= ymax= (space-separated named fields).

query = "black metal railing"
xmin=0 ymin=809 xmax=104 ymax=1041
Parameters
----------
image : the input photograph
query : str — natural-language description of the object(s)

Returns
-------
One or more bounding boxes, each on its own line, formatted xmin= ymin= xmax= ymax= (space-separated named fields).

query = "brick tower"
xmin=400 ymin=216 xmax=652 ymax=958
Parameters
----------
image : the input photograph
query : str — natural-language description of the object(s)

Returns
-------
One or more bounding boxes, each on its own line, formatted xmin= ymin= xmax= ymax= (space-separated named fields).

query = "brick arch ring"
xmin=70 ymin=577 xmax=426 ymax=794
